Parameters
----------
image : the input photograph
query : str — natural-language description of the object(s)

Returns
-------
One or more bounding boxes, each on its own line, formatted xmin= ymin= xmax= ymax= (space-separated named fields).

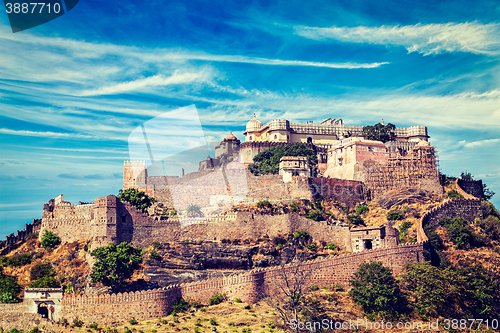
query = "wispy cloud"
xmin=295 ymin=22 xmax=500 ymax=55
xmin=463 ymin=138 xmax=500 ymax=148
xmin=80 ymin=71 xmax=211 ymax=96
xmin=0 ymin=128 xmax=95 ymax=139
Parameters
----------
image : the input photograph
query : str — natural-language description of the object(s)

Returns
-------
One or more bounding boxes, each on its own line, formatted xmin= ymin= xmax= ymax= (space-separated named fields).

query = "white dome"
xmin=246 ymin=114 xmax=262 ymax=132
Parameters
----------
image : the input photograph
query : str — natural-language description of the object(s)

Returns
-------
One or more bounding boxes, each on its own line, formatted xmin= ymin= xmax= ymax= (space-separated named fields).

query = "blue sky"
xmin=0 ymin=0 xmax=499 ymax=238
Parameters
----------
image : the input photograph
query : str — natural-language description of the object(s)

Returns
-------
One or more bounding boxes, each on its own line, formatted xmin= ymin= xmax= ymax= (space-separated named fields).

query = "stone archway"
xmin=38 ymin=303 xmax=49 ymax=318
xmin=364 ymin=239 xmax=373 ymax=250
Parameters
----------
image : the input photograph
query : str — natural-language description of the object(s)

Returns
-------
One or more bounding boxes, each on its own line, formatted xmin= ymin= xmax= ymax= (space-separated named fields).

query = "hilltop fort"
xmin=0 ymin=115 xmax=489 ymax=330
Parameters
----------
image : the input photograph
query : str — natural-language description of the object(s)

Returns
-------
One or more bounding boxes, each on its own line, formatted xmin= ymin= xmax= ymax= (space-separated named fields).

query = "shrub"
xmin=209 ymin=293 xmax=226 ymax=305
xmin=256 ymin=200 xmax=272 ymax=209
xmin=234 ymin=298 xmax=242 ymax=303
xmin=172 ymin=298 xmax=190 ymax=313
xmin=74 ymin=319 xmax=84 ymax=327
xmin=439 ymin=217 xmax=484 ymax=249
xmin=309 ymin=284 xmax=319 ymax=291
xmin=0 ymin=253 xmax=33 ymax=267
xmin=28 ymin=327 xmax=39 ymax=333
xmin=124 ymin=330 xmax=132 ymax=333
xmin=150 ymin=250 xmax=161 ymax=261
xmin=386 ymin=211 xmax=404 ymax=221
xmin=347 ymin=214 xmax=365 ymax=226
xmin=29 ymin=276 xmax=60 ymax=288
xmin=306 ymin=243 xmax=317 ymax=252
xmin=290 ymin=203 xmax=299 ymax=212
xmin=399 ymin=221 xmax=413 ymax=233
xmin=356 ymin=205 xmax=369 ymax=214
xmin=129 ymin=318 xmax=138 ymax=325
xmin=151 ymin=241 xmax=161 ymax=249
xmin=306 ymin=210 xmax=323 ymax=221
xmin=325 ymin=243 xmax=337 ymax=250
xmin=209 ymin=319 xmax=218 ymax=325
xmin=41 ymin=231 xmax=60 ymax=250
xmin=293 ymin=230 xmax=309 ymax=239
xmin=89 ymin=322 xmax=98 ymax=330
xmin=447 ymin=190 xmax=463 ymax=199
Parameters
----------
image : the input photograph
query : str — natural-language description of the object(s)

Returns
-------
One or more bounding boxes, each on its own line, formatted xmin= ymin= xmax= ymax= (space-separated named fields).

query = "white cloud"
xmin=80 ymin=71 xmax=209 ymax=96
xmin=0 ymin=128 xmax=95 ymax=139
xmin=295 ymin=22 xmax=500 ymax=55
xmin=464 ymin=138 xmax=500 ymax=148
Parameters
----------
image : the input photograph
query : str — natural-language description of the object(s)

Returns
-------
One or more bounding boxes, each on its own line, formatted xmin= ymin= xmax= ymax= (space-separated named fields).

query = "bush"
xmin=172 ymin=298 xmax=190 ymax=313
xmin=208 ymin=293 xmax=226 ymax=305
xmin=151 ymin=241 xmax=161 ymax=249
xmin=0 ymin=253 xmax=33 ymax=267
xmin=306 ymin=210 xmax=323 ymax=221
xmin=150 ymin=250 xmax=161 ymax=261
xmin=41 ymin=231 xmax=61 ymax=250
xmin=89 ymin=322 xmax=98 ymax=330
xmin=234 ymin=298 xmax=242 ymax=303
xmin=293 ymin=230 xmax=309 ymax=239
xmin=306 ymin=243 xmax=317 ymax=252
xmin=356 ymin=205 xmax=369 ymax=214
xmin=309 ymin=284 xmax=319 ymax=291
xmin=74 ymin=319 xmax=84 ymax=327
xmin=290 ymin=203 xmax=299 ymax=212
xmin=439 ymin=217 xmax=484 ymax=249
xmin=447 ymin=190 xmax=463 ymax=199
xmin=399 ymin=221 xmax=412 ymax=233
xmin=209 ymin=319 xmax=218 ymax=325
xmin=347 ymin=214 xmax=365 ymax=226
xmin=129 ymin=318 xmax=138 ymax=325
xmin=256 ymin=200 xmax=272 ymax=209
xmin=29 ymin=276 xmax=60 ymax=288
xmin=386 ymin=211 xmax=404 ymax=221
xmin=28 ymin=327 xmax=38 ymax=333
xmin=325 ymin=243 xmax=337 ymax=250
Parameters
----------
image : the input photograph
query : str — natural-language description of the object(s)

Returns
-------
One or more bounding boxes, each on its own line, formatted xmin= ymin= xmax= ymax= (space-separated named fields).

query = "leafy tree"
xmin=185 ymin=204 xmax=204 ymax=217
xmin=41 ymin=231 xmax=60 ymax=250
xmin=460 ymin=171 xmax=473 ymax=180
xmin=208 ymin=293 xmax=226 ymax=305
xmin=172 ymin=297 xmax=190 ymax=312
xmin=118 ymin=188 xmax=157 ymax=213
xmin=347 ymin=214 xmax=365 ymax=226
xmin=447 ymin=190 xmax=462 ymax=199
xmin=90 ymin=242 xmax=144 ymax=292
xmin=0 ymin=253 xmax=33 ymax=267
xmin=402 ymin=262 xmax=498 ymax=319
xmin=402 ymin=262 xmax=464 ymax=319
xmin=248 ymin=143 xmax=318 ymax=176
xmin=0 ymin=270 xmax=20 ymax=303
xmin=349 ymin=261 xmax=406 ymax=319
xmin=362 ymin=123 xmax=396 ymax=143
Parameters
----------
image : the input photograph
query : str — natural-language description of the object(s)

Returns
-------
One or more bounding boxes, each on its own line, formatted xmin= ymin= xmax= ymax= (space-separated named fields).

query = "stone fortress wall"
xmin=54 ymin=179 xmax=483 ymax=325
xmin=0 ymin=219 xmax=41 ymax=254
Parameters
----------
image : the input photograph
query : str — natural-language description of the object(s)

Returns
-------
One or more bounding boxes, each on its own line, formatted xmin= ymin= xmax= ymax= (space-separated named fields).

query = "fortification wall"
xmin=0 ymin=219 xmax=41 ymax=252
xmin=59 ymin=242 xmax=424 ymax=325
xmin=0 ymin=303 xmax=42 ymax=331
xmin=39 ymin=202 xmax=94 ymax=244
xmin=421 ymin=198 xmax=483 ymax=227
xmin=456 ymin=178 xmax=484 ymax=199
xmin=307 ymin=178 xmax=364 ymax=207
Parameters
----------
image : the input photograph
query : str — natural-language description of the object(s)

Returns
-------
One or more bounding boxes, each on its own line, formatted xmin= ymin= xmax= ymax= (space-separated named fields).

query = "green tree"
xmin=29 ymin=275 xmax=60 ymax=288
xmin=0 ymin=270 xmax=20 ymax=303
xmin=118 ymin=188 xmax=157 ymax=213
xmin=90 ymin=242 xmax=144 ymax=292
xmin=29 ymin=262 xmax=60 ymax=288
xmin=349 ymin=261 xmax=406 ymax=318
xmin=248 ymin=143 xmax=318 ymax=176
xmin=41 ymin=231 xmax=61 ymax=250
xmin=185 ymin=204 xmax=204 ymax=217
xmin=362 ymin=123 xmax=396 ymax=143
